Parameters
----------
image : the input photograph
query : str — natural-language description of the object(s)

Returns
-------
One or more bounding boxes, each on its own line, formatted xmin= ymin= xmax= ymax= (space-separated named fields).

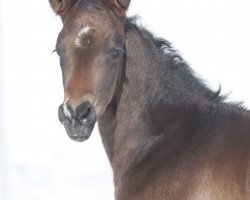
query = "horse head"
xmin=49 ymin=0 xmax=130 ymax=141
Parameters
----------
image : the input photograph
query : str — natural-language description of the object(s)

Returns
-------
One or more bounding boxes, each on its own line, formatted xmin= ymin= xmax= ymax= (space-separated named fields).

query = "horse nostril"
xmin=58 ymin=104 xmax=73 ymax=125
xmin=80 ymin=107 xmax=91 ymax=123
xmin=75 ymin=102 xmax=94 ymax=123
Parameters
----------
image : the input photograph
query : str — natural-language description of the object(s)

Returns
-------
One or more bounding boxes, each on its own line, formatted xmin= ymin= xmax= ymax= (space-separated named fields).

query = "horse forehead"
xmin=60 ymin=8 xmax=123 ymax=48
xmin=70 ymin=14 xmax=114 ymax=37
xmin=75 ymin=7 xmax=122 ymax=32
xmin=72 ymin=22 xmax=121 ymax=49
xmin=74 ymin=25 xmax=91 ymax=48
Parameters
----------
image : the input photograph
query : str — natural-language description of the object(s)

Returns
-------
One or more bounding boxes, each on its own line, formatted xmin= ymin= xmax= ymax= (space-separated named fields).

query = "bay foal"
xmin=49 ymin=0 xmax=250 ymax=199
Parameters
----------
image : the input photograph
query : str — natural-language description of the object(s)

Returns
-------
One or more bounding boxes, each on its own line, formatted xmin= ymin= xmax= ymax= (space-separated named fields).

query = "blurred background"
xmin=0 ymin=0 xmax=250 ymax=199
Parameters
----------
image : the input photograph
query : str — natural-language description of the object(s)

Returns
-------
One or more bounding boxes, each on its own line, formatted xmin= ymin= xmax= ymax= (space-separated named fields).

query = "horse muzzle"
xmin=58 ymin=101 xmax=96 ymax=142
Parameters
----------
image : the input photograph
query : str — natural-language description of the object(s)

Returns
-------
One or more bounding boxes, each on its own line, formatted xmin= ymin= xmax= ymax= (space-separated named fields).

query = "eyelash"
xmin=51 ymin=49 xmax=57 ymax=54
xmin=52 ymin=47 xmax=64 ymax=59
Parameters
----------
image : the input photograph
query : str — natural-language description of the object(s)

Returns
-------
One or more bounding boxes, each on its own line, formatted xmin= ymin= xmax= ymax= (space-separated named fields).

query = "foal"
xmin=49 ymin=0 xmax=250 ymax=199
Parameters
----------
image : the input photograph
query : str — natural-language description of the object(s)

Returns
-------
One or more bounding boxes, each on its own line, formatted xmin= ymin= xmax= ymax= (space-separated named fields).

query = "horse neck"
xmin=98 ymin=27 xmax=158 ymax=163
xmin=98 ymin=23 xmax=213 ymax=180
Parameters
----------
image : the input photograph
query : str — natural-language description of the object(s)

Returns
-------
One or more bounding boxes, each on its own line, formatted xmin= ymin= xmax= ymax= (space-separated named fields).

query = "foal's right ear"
xmin=49 ymin=0 xmax=77 ymax=17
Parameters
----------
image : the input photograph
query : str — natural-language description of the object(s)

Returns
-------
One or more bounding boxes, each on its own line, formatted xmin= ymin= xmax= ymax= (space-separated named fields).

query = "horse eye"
xmin=111 ymin=48 xmax=123 ymax=60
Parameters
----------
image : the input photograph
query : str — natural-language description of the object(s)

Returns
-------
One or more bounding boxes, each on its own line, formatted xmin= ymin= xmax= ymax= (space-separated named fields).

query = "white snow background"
xmin=0 ymin=0 xmax=250 ymax=200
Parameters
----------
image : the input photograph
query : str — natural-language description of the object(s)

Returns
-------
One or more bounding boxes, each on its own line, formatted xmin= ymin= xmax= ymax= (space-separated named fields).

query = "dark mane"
xmin=125 ymin=16 xmax=230 ymax=104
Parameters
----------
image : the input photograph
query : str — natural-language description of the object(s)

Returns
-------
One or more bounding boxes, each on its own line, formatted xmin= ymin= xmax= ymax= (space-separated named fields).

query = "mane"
xmin=125 ymin=16 xmax=227 ymax=104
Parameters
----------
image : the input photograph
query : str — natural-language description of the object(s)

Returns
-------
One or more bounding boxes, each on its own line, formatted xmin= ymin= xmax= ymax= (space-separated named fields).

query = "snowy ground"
xmin=1 ymin=0 xmax=250 ymax=200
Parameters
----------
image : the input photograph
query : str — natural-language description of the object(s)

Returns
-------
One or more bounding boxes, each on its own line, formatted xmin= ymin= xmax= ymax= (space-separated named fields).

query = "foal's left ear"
xmin=105 ymin=0 xmax=131 ymax=16
xmin=49 ymin=0 xmax=77 ymax=17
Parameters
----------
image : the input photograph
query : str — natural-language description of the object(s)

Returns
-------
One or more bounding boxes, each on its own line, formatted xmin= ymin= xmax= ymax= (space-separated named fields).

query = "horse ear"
xmin=49 ymin=0 xmax=77 ymax=17
xmin=105 ymin=0 xmax=131 ymax=16
xmin=115 ymin=0 xmax=130 ymax=10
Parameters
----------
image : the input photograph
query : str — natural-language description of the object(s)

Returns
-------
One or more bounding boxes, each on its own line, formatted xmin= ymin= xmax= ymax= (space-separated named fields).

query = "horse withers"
xmin=49 ymin=0 xmax=250 ymax=199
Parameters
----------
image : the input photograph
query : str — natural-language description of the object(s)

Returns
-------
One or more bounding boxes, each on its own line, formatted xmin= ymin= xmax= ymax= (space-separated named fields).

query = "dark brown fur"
xmin=49 ymin=0 xmax=250 ymax=199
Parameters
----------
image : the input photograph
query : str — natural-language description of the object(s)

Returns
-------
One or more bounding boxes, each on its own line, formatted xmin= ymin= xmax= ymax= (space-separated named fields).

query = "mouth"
xmin=64 ymin=120 xmax=96 ymax=142
xmin=58 ymin=103 xmax=96 ymax=142
xmin=69 ymin=136 xmax=90 ymax=142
